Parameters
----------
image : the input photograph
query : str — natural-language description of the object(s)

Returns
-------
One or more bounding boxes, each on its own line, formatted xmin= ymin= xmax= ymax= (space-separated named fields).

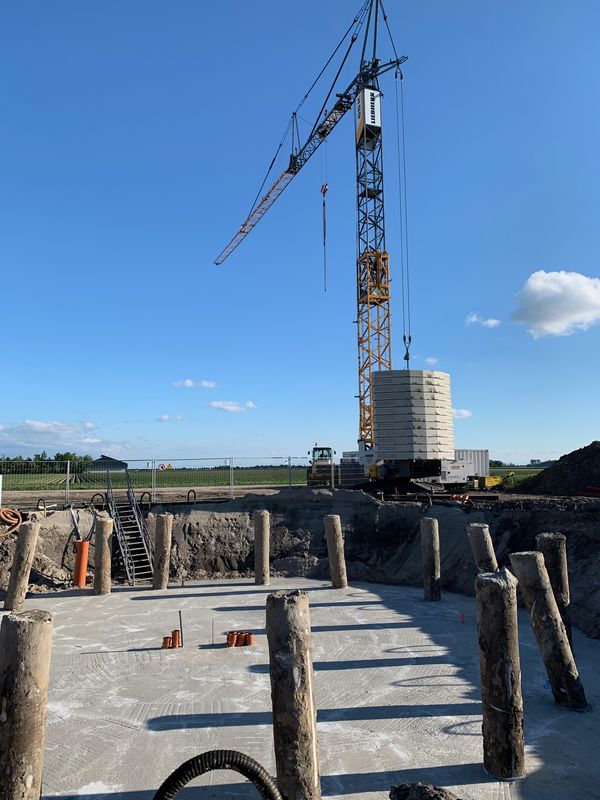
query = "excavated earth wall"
xmin=1 ymin=488 xmax=599 ymax=638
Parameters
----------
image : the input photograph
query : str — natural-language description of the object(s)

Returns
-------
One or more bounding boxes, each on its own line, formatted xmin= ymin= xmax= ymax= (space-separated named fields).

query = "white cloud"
xmin=174 ymin=378 xmax=216 ymax=389
xmin=0 ymin=419 xmax=122 ymax=456
xmin=425 ymin=357 xmax=439 ymax=367
xmin=452 ymin=408 xmax=472 ymax=419
xmin=209 ymin=401 xmax=245 ymax=413
xmin=513 ymin=270 xmax=600 ymax=338
xmin=208 ymin=400 xmax=257 ymax=413
xmin=157 ymin=414 xmax=171 ymax=422
xmin=465 ymin=312 xmax=501 ymax=328
xmin=23 ymin=419 xmax=74 ymax=433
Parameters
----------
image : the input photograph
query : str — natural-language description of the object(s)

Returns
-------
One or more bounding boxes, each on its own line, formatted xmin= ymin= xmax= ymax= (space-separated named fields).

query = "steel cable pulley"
xmin=152 ymin=750 xmax=283 ymax=800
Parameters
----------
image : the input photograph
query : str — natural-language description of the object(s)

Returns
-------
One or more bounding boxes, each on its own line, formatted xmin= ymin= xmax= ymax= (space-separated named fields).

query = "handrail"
xmin=106 ymin=470 xmax=136 ymax=584
xmin=90 ymin=493 xmax=106 ymax=511
xmin=139 ymin=491 xmax=152 ymax=510
xmin=126 ymin=470 xmax=154 ymax=565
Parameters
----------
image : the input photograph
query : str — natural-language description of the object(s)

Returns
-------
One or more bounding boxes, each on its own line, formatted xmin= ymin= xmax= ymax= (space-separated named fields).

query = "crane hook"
xmin=321 ymin=183 xmax=329 ymax=292
xmin=403 ymin=333 xmax=411 ymax=369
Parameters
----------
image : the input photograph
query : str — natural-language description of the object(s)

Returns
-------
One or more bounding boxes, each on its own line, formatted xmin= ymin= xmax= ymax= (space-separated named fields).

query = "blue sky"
xmin=1 ymin=0 xmax=599 ymax=464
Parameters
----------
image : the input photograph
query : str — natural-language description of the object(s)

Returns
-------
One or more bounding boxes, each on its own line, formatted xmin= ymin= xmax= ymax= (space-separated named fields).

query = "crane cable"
xmin=321 ymin=182 xmax=329 ymax=293
xmin=249 ymin=1 xmax=369 ymax=216
xmin=394 ymin=67 xmax=412 ymax=368
xmin=320 ymin=141 xmax=329 ymax=292
xmin=381 ymin=0 xmax=413 ymax=367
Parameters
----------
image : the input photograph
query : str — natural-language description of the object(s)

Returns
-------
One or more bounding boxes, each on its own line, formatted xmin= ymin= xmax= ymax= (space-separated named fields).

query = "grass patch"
xmin=490 ymin=467 xmax=543 ymax=488
xmin=1 ymin=466 xmax=309 ymax=492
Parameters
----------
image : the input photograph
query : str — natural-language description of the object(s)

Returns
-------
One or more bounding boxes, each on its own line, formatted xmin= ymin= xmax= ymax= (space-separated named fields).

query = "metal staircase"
xmin=106 ymin=470 xmax=154 ymax=585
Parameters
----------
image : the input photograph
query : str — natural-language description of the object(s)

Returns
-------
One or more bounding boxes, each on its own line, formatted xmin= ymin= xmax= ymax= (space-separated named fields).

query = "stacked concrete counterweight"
xmin=372 ymin=370 xmax=455 ymax=460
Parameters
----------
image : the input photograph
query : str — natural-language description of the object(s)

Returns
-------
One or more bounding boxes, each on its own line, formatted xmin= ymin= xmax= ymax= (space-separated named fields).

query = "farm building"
xmin=89 ymin=454 xmax=128 ymax=472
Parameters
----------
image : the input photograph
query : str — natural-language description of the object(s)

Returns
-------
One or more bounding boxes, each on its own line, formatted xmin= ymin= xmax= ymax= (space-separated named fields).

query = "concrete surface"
xmin=5 ymin=579 xmax=599 ymax=800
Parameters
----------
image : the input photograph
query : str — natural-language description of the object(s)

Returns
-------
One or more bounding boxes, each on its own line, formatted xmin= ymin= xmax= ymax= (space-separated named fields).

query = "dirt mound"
xmin=514 ymin=441 xmax=600 ymax=496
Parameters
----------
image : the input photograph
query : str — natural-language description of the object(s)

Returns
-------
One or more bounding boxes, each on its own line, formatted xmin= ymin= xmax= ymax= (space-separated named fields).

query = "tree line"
xmin=0 ymin=452 xmax=93 ymax=473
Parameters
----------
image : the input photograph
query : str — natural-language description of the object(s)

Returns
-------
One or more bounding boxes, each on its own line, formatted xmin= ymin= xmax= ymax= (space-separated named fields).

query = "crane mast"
xmin=355 ymin=75 xmax=391 ymax=448
xmin=214 ymin=0 xmax=406 ymax=451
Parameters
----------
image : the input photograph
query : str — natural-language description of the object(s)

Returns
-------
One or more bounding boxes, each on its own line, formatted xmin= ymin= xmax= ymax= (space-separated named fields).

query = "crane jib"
xmin=213 ymin=97 xmax=354 ymax=266
xmin=213 ymin=58 xmax=405 ymax=267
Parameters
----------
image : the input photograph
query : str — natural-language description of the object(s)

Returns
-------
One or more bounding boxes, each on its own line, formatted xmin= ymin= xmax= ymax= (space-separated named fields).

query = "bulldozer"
xmin=307 ymin=444 xmax=338 ymax=487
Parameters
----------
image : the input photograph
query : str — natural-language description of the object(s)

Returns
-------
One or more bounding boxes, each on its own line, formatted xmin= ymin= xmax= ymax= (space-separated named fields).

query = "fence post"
xmin=65 ymin=460 xmax=70 ymax=505
xmin=288 ymin=456 xmax=292 ymax=487
xmin=151 ymin=459 xmax=157 ymax=503
xmin=229 ymin=457 xmax=234 ymax=499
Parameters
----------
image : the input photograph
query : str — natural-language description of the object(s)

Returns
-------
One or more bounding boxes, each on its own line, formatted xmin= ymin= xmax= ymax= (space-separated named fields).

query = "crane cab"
xmin=355 ymin=87 xmax=382 ymax=143
xmin=310 ymin=445 xmax=334 ymax=465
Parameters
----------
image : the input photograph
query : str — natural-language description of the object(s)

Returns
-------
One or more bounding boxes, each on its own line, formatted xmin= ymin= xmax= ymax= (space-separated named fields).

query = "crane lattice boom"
xmin=214 ymin=0 xmax=408 ymax=450
xmin=214 ymin=95 xmax=353 ymax=266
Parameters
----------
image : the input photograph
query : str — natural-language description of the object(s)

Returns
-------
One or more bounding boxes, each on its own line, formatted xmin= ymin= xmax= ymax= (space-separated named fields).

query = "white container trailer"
xmin=454 ymin=449 xmax=490 ymax=477
xmin=441 ymin=460 xmax=474 ymax=483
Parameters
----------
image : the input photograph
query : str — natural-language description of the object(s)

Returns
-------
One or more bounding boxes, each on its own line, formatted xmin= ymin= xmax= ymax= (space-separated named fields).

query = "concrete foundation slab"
xmin=3 ymin=579 xmax=599 ymax=800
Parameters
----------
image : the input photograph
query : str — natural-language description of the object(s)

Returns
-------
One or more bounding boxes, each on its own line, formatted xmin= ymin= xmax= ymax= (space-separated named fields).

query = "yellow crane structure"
xmin=214 ymin=0 xmax=408 ymax=450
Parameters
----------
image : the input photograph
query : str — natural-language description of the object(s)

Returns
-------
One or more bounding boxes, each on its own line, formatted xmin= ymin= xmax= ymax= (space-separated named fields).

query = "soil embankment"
xmin=514 ymin=440 xmax=600 ymax=495
xmin=1 ymin=489 xmax=599 ymax=639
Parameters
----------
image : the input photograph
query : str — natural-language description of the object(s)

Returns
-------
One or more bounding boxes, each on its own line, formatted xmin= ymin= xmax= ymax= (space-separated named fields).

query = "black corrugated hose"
xmin=152 ymin=749 xmax=283 ymax=800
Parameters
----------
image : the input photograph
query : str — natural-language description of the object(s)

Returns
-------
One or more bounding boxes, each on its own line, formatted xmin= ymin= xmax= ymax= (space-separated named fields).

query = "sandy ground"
xmin=7 ymin=579 xmax=599 ymax=800
xmin=1 ymin=486 xmax=286 ymax=509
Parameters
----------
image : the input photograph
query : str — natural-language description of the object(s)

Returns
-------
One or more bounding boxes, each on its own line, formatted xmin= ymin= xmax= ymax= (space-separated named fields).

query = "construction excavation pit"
xmin=4 ymin=0 xmax=600 ymax=795
xmin=1 ymin=487 xmax=599 ymax=800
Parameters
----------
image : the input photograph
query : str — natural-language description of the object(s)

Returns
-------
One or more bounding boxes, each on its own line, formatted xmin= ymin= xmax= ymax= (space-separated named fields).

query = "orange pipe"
xmin=73 ymin=540 xmax=90 ymax=588
xmin=162 ymin=636 xmax=172 ymax=649
xmin=226 ymin=632 xmax=237 ymax=647
xmin=245 ymin=633 xmax=255 ymax=646
xmin=171 ymin=629 xmax=181 ymax=648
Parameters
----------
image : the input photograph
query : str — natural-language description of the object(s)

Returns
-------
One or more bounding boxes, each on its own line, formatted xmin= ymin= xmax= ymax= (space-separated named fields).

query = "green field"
xmin=1 ymin=463 xmax=546 ymax=494
xmin=0 ymin=466 xmax=309 ymax=493
xmin=489 ymin=466 xmax=542 ymax=488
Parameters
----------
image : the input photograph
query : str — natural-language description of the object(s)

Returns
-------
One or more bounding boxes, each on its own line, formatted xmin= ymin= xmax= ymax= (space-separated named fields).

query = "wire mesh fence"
xmin=0 ymin=455 xmax=315 ymax=505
